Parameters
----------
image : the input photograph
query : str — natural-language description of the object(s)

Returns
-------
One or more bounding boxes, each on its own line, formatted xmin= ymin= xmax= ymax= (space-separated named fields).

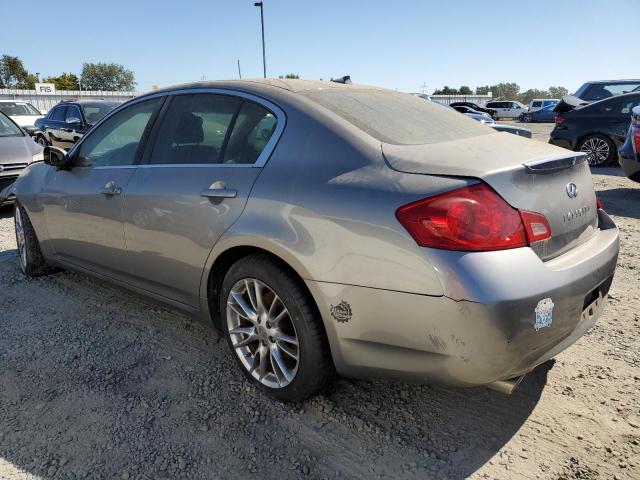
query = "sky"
xmin=2 ymin=0 xmax=638 ymax=94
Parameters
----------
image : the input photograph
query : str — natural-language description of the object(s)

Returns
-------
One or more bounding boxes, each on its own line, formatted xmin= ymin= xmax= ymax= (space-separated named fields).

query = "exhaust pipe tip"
xmin=487 ymin=375 xmax=526 ymax=395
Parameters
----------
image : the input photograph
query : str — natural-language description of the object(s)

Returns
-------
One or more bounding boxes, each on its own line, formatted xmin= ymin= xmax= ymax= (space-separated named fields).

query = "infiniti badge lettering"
xmin=566 ymin=182 xmax=578 ymax=198
xmin=563 ymin=205 xmax=590 ymax=223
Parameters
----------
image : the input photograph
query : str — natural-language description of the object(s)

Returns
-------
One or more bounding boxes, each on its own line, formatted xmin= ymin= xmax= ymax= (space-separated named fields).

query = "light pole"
xmin=254 ymin=2 xmax=266 ymax=78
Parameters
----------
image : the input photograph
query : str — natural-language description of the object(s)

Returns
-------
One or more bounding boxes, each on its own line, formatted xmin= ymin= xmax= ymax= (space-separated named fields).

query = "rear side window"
xmin=301 ymin=89 xmax=490 ymax=145
xmin=65 ymin=105 xmax=82 ymax=123
xmin=147 ymin=93 xmax=278 ymax=165
xmin=531 ymin=101 xmax=542 ymax=108
xmin=51 ymin=106 xmax=67 ymax=121
xmin=148 ymin=94 xmax=241 ymax=165
xmin=223 ymin=101 xmax=277 ymax=164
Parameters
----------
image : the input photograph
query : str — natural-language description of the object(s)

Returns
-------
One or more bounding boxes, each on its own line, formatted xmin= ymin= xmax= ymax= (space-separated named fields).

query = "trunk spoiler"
xmin=523 ymin=153 xmax=587 ymax=173
xmin=554 ymin=94 xmax=589 ymax=113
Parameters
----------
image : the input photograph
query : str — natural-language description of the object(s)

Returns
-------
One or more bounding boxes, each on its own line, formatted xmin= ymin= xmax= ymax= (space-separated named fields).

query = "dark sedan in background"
xmin=618 ymin=105 xmax=640 ymax=182
xmin=519 ymin=104 xmax=557 ymax=123
xmin=34 ymin=99 xmax=121 ymax=149
xmin=550 ymin=92 xmax=640 ymax=166
xmin=449 ymin=101 xmax=496 ymax=119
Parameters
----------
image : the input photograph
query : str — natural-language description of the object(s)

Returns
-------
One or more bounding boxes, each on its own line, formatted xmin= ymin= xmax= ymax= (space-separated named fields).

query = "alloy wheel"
xmin=580 ymin=137 xmax=610 ymax=166
xmin=14 ymin=208 xmax=27 ymax=271
xmin=226 ymin=278 xmax=300 ymax=388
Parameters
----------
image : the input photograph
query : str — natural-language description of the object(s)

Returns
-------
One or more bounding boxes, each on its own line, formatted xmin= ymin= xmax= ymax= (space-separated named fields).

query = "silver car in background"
xmin=10 ymin=80 xmax=619 ymax=401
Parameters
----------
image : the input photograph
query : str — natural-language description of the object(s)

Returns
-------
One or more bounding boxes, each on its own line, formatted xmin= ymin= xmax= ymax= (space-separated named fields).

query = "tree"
xmin=433 ymin=86 xmax=459 ymax=95
xmin=0 ymin=55 xmax=36 ymax=89
xmin=548 ymin=86 xmax=569 ymax=98
xmin=279 ymin=73 xmax=299 ymax=79
xmin=42 ymin=72 xmax=79 ymax=90
xmin=458 ymin=85 xmax=473 ymax=95
xmin=80 ymin=62 xmax=136 ymax=91
xmin=518 ymin=88 xmax=549 ymax=104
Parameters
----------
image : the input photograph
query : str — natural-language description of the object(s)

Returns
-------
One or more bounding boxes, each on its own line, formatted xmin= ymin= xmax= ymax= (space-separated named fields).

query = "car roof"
xmin=582 ymin=79 xmax=640 ymax=84
xmin=59 ymin=99 xmax=122 ymax=105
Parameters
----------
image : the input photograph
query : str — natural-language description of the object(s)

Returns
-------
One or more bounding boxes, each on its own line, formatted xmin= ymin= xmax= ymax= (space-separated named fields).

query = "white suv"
xmin=485 ymin=100 xmax=527 ymax=119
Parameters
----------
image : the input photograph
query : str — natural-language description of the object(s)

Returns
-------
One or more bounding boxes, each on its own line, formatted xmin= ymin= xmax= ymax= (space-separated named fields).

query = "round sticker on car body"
xmin=534 ymin=298 xmax=554 ymax=331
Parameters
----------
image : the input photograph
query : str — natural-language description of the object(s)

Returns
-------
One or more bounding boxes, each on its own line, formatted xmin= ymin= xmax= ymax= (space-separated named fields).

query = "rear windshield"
xmin=300 ymin=89 xmax=491 ymax=145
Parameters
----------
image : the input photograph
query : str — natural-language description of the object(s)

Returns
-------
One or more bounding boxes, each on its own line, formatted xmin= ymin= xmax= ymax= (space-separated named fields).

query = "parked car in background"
xmin=573 ymin=80 xmax=640 ymax=102
xmin=550 ymin=92 xmax=640 ymax=166
xmin=452 ymin=105 xmax=492 ymax=120
xmin=528 ymin=99 xmax=559 ymax=112
xmin=485 ymin=100 xmax=527 ymax=119
xmin=449 ymin=101 xmax=496 ymax=119
xmin=11 ymin=80 xmax=618 ymax=401
xmin=442 ymin=102 xmax=532 ymax=137
xmin=0 ymin=100 xmax=44 ymax=137
xmin=33 ymin=99 xmax=122 ymax=149
xmin=0 ymin=112 xmax=43 ymax=205
xmin=618 ymin=105 xmax=640 ymax=182
xmin=519 ymin=104 xmax=557 ymax=123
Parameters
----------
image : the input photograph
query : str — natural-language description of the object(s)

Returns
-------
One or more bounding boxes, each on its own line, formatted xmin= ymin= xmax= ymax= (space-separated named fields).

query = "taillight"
xmin=555 ymin=115 xmax=565 ymax=126
xmin=596 ymin=195 xmax=604 ymax=210
xmin=396 ymin=183 xmax=551 ymax=252
xmin=634 ymin=128 xmax=640 ymax=153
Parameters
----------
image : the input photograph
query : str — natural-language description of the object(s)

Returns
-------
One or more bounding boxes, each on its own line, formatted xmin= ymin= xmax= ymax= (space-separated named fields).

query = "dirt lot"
xmin=0 ymin=123 xmax=638 ymax=480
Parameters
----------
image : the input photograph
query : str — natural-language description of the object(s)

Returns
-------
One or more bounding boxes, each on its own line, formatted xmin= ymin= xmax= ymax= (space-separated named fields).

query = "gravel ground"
xmin=0 ymin=123 xmax=638 ymax=479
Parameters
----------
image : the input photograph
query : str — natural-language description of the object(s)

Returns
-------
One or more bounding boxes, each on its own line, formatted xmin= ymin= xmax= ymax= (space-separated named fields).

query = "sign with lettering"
xmin=34 ymin=83 xmax=56 ymax=94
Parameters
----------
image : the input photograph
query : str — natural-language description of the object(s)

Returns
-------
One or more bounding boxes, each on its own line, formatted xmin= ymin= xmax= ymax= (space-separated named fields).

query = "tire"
xmin=14 ymin=205 xmax=57 ymax=277
xmin=219 ymin=253 xmax=333 ymax=402
xmin=578 ymin=134 xmax=615 ymax=167
xmin=36 ymin=135 xmax=48 ymax=147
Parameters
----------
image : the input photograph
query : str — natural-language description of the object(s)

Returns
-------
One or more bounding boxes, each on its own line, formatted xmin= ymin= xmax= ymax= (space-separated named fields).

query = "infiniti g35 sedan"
xmin=9 ymin=79 xmax=619 ymax=401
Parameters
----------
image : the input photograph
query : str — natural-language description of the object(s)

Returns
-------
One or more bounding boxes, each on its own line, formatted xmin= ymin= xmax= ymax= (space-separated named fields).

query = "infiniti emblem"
xmin=566 ymin=182 xmax=578 ymax=199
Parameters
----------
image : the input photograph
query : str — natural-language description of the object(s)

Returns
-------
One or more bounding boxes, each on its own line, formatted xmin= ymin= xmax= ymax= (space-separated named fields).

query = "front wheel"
xmin=220 ymin=254 xmax=333 ymax=402
xmin=36 ymin=135 xmax=48 ymax=147
xmin=578 ymin=135 xmax=615 ymax=167
xmin=14 ymin=205 xmax=57 ymax=277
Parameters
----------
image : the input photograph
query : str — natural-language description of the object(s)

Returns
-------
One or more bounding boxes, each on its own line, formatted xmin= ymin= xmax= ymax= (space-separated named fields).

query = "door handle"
xmin=100 ymin=181 xmax=122 ymax=196
xmin=201 ymin=181 xmax=237 ymax=199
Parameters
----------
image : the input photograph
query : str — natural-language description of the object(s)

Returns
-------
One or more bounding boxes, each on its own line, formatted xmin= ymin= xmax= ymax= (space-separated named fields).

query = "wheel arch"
xmin=575 ymin=131 xmax=618 ymax=161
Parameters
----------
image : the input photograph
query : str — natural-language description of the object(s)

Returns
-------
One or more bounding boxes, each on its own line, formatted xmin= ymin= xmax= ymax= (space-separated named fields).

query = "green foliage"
xmin=548 ymin=86 xmax=569 ymax=98
xmin=80 ymin=62 xmax=136 ymax=91
xmin=42 ymin=72 xmax=80 ymax=90
xmin=433 ymin=86 xmax=459 ymax=95
xmin=279 ymin=73 xmax=300 ymax=79
xmin=458 ymin=85 xmax=473 ymax=95
xmin=518 ymin=88 xmax=549 ymax=104
xmin=0 ymin=55 xmax=36 ymax=88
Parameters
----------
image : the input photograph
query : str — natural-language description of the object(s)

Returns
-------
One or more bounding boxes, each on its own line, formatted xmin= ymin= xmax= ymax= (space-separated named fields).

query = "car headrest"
xmin=174 ymin=112 xmax=204 ymax=144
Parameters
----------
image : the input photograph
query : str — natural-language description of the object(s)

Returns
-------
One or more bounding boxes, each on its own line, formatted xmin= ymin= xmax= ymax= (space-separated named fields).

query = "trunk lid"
xmin=554 ymin=94 xmax=589 ymax=113
xmin=382 ymin=132 xmax=599 ymax=260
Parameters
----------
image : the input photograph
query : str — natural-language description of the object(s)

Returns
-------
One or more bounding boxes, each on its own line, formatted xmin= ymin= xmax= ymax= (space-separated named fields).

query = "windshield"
xmin=82 ymin=103 xmax=120 ymax=124
xmin=0 ymin=102 xmax=41 ymax=116
xmin=301 ymin=89 xmax=491 ymax=145
xmin=0 ymin=113 xmax=23 ymax=137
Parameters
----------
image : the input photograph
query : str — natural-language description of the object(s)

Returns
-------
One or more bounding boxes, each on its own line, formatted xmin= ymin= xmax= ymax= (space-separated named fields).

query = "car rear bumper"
xmin=549 ymin=134 xmax=576 ymax=151
xmin=307 ymin=209 xmax=619 ymax=388
xmin=618 ymin=143 xmax=640 ymax=181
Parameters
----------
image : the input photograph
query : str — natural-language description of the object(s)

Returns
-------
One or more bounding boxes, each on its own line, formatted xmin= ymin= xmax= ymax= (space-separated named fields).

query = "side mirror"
xmin=44 ymin=146 xmax=72 ymax=168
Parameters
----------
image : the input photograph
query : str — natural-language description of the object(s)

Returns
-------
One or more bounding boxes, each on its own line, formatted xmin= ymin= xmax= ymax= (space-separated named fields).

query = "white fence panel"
xmin=0 ymin=89 xmax=140 ymax=113
xmin=430 ymin=94 xmax=493 ymax=106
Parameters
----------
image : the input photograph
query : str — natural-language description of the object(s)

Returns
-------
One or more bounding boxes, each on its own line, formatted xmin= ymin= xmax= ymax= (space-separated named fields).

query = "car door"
xmin=41 ymin=97 xmax=164 ymax=279
xmin=611 ymin=96 xmax=640 ymax=144
xmin=46 ymin=105 xmax=67 ymax=147
xmin=122 ymin=91 xmax=283 ymax=307
xmin=59 ymin=104 xmax=84 ymax=149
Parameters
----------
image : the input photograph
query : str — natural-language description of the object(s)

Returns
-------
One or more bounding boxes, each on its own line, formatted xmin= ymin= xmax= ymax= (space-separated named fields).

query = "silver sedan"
xmin=8 ymin=80 xmax=619 ymax=401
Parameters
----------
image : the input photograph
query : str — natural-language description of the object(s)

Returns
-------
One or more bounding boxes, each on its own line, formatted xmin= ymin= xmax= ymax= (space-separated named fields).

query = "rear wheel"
xmin=578 ymin=135 xmax=615 ymax=167
xmin=220 ymin=254 xmax=333 ymax=402
xmin=14 ymin=205 xmax=57 ymax=277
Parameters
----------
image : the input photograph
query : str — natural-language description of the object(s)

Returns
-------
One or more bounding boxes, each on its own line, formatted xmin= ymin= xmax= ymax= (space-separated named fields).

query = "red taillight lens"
xmin=596 ymin=195 xmax=604 ymax=210
xmin=634 ymin=129 xmax=640 ymax=152
xmin=555 ymin=115 xmax=565 ymax=126
xmin=396 ymin=183 xmax=551 ymax=252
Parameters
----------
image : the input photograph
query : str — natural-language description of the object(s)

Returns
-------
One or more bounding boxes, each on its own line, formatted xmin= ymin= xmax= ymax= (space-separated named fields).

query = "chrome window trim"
xmin=67 ymin=88 xmax=287 ymax=169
